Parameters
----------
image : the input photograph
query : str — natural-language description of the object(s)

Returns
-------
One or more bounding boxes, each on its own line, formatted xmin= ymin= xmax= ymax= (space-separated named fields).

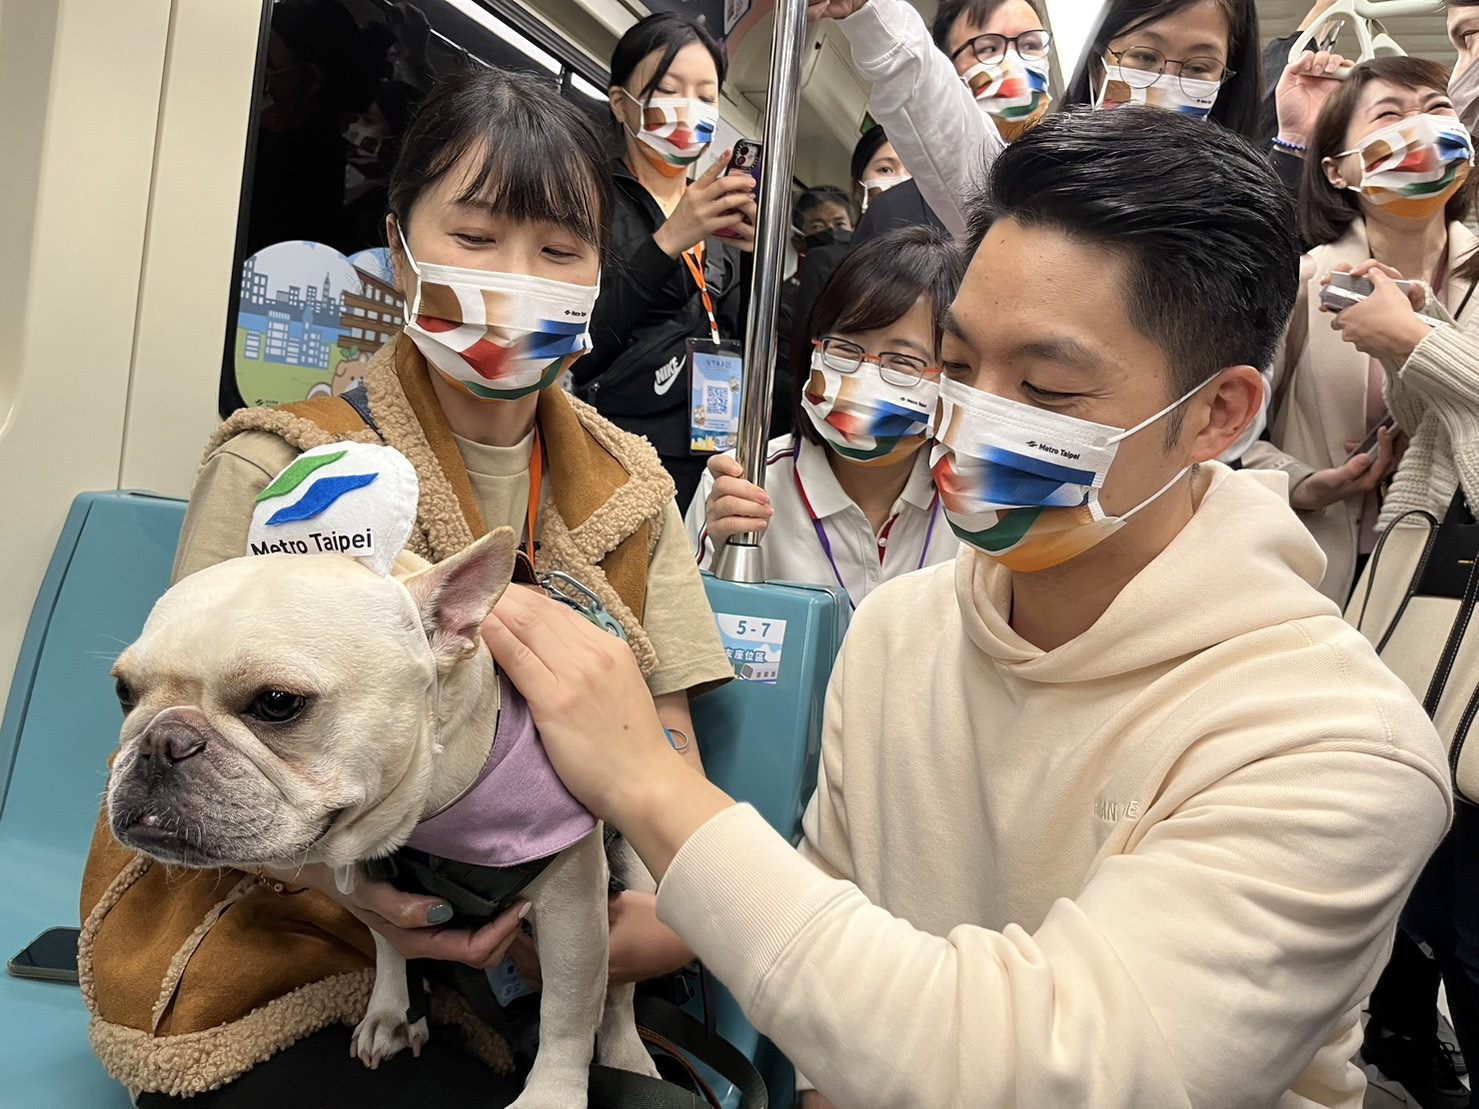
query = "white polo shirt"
xmin=683 ymin=434 xmax=959 ymax=607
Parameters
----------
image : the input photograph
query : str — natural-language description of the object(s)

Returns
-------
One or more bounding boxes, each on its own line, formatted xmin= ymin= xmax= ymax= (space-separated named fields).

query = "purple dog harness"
xmin=406 ymin=674 xmax=597 ymax=867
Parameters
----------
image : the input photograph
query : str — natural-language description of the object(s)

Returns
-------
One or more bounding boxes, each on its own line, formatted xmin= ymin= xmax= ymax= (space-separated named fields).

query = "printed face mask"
xmin=1451 ymin=62 xmax=1479 ymax=136
xmin=1094 ymin=63 xmax=1220 ymax=120
xmin=963 ymin=52 xmax=1053 ymax=142
xmin=1337 ymin=113 xmax=1474 ymax=219
xmin=623 ymin=91 xmax=718 ymax=175
xmin=803 ymin=344 xmax=940 ymax=466
xmin=928 ymin=375 xmax=1200 ymax=571
xmin=398 ymin=226 xmax=599 ymax=401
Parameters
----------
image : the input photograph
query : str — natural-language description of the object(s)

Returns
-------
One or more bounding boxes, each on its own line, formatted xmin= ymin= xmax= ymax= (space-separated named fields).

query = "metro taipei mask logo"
xmin=247 ymin=442 xmax=420 ymax=576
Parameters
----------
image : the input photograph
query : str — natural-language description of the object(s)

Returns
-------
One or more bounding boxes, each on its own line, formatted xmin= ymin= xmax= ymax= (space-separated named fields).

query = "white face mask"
xmin=1093 ymin=64 xmax=1221 ymax=121
xmin=929 ymin=375 xmax=1201 ymax=571
xmin=859 ymin=174 xmax=911 ymax=213
xmin=397 ymin=225 xmax=600 ymax=401
xmin=623 ymin=91 xmax=719 ymax=171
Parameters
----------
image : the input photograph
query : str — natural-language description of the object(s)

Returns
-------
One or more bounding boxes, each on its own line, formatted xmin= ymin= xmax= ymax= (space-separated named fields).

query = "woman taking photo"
xmin=80 ymin=67 xmax=732 ymax=1106
xmin=687 ymin=227 xmax=963 ymax=606
xmin=575 ymin=14 xmax=757 ymax=506
xmin=1245 ymin=56 xmax=1476 ymax=606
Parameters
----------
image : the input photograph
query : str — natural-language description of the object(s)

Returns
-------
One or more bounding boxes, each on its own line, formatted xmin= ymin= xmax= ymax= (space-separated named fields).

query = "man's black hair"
xmin=969 ymin=106 xmax=1298 ymax=412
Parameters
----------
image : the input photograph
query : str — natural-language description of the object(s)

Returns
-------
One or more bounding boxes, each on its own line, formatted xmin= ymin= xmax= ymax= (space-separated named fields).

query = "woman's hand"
xmin=1343 ymin=259 xmax=1429 ymax=311
xmin=1329 ymin=269 xmax=1433 ymax=363
xmin=807 ymin=0 xmax=869 ymax=22
xmin=1275 ymin=51 xmax=1352 ymax=150
xmin=508 ymin=891 xmax=695 ymax=989
xmin=262 ymin=862 xmax=530 ymax=967
xmin=706 ymin=454 xmax=774 ymax=544
xmin=483 ymin=587 xmax=734 ymax=880
xmin=1289 ymin=426 xmax=1398 ymax=511
xmin=653 ymin=151 xmax=758 ymax=259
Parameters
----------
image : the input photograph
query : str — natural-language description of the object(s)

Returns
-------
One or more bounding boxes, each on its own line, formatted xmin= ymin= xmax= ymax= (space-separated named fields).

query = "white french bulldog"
xmin=105 ymin=527 xmax=660 ymax=1107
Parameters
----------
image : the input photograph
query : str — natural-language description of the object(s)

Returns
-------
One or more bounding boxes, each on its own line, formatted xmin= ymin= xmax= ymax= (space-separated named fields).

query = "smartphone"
xmin=1320 ymin=271 xmax=1421 ymax=312
xmin=715 ymin=140 xmax=763 ymax=240
xmin=8 ymin=926 xmax=81 ymax=984
xmin=1343 ymin=416 xmax=1396 ymax=463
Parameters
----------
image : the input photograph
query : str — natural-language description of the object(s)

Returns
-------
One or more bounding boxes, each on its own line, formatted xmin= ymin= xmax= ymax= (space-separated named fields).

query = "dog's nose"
xmin=139 ymin=719 xmax=208 ymax=764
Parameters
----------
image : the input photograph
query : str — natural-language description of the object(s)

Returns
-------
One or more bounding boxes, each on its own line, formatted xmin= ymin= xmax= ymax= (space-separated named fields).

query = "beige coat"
xmin=1245 ymin=218 xmax=1477 ymax=604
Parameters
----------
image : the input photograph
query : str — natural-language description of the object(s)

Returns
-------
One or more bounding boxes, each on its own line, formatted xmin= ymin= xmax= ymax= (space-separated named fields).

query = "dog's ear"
xmin=403 ymin=527 xmax=518 ymax=662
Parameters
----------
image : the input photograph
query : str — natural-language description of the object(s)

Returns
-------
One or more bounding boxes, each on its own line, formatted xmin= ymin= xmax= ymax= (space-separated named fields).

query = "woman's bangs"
xmin=453 ymin=132 xmax=604 ymax=246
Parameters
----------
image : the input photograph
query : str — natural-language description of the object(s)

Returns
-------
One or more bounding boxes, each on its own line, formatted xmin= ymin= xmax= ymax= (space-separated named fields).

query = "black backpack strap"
xmin=627 ymin=995 xmax=769 ymax=1109
xmin=441 ymin=964 xmax=768 ymax=1109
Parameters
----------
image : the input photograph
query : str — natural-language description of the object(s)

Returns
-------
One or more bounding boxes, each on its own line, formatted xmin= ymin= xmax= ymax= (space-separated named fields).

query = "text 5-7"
xmin=731 ymin=619 xmax=772 ymax=638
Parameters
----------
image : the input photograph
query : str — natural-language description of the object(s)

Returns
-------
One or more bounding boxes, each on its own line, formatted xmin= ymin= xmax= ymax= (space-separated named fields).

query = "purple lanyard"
xmin=792 ymin=442 xmax=940 ymax=609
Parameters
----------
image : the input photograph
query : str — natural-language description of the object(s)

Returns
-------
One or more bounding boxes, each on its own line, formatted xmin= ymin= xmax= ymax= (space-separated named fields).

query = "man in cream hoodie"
xmin=485 ymin=108 xmax=1453 ymax=1108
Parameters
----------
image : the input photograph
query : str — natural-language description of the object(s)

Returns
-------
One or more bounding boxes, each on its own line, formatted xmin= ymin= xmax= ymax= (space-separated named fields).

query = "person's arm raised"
xmin=816 ymin=0 xmax=996 ymax=238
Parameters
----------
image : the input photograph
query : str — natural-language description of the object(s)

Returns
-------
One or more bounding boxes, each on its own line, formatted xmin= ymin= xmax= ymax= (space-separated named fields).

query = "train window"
xmin=222 ymin=0 xmax=610 ymax=415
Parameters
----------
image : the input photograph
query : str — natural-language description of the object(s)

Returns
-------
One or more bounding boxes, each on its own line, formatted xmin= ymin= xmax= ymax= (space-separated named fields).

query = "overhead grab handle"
xmin=712 ymin=0 xmax=812 ymax=585
xmin=1286 ymin=0 xmax=1443 ymax=75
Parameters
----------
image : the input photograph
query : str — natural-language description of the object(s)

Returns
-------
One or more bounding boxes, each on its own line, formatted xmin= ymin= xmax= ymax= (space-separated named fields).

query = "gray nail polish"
xmin=426 ymin=902 xmax=454 ymax=925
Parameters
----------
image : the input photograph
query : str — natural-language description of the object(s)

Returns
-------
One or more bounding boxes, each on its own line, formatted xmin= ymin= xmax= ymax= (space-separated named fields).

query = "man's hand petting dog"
xmin=484 ymin=586 xmax=736 ymax=882
xmin=262 ymin=862 xmax=530 ymax=967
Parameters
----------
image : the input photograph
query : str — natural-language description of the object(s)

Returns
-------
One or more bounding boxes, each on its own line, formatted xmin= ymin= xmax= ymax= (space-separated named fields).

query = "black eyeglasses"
xmin=814 ymin=338 xmax=935 ymax=387
xmin=1106 ymin=46 xmax=1233 ymax=91
xmin=950 ymin=30 xmax=1052 ymax=67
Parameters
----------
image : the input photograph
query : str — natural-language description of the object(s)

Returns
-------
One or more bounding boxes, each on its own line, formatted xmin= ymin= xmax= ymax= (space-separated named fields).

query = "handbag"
xmin=1346 ymin=488 xmax=1479 ymax=802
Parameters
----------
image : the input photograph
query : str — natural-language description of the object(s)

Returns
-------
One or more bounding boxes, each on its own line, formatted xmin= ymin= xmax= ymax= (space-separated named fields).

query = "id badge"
xmin=687 ymin=338 xmax=743 ymax=454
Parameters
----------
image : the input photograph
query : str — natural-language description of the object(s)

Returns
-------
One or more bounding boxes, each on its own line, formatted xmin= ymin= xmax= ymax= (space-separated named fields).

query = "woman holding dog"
xmin=82 ymin=68 xmax=732 ymax=1106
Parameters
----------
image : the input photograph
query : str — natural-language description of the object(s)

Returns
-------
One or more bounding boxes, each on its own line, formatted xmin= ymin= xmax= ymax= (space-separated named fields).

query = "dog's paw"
xmin=508 ymin=1075 xmax=589 ymax=1109
xmin=350 ymin=1009 xmax=429 ymax=1069
xmin=598 ymin=1029 xmax=661 ymax=1078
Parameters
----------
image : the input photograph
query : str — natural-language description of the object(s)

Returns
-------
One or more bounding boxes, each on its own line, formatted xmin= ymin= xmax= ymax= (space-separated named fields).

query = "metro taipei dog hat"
xmin=246 ymin=442 xmax=419 ymax=576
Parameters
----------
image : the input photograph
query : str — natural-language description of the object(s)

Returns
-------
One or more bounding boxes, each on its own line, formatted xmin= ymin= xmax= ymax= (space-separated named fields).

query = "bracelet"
xmin=664 ymin=727 xmax=692 ymax=753
xmin=1273 ymin=136 xmax=1308 ymax=155
xmin=254 ymin=867 xmax=309 ymax=896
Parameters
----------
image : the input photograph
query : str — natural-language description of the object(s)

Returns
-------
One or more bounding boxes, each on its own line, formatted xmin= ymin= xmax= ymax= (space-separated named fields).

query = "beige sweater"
xmin=1379 ymin=304 xmax=1479 ymax=525
xmin=656 ymin=465 xmax=1451 ymax=1108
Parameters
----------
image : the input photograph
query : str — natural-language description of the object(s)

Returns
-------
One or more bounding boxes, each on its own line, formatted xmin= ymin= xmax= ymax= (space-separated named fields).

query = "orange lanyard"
xmin=681 ymin=242 xmax=721 ymax=344
xmin=526 ymin=427 xmax=543 ymax=564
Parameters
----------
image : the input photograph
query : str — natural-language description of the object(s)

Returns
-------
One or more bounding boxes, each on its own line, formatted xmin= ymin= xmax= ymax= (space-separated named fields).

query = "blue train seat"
xmin=0 ymin=491 xmax=186 ymax=1109
xmin=688 ymin=576 xmax=851 ymax=1109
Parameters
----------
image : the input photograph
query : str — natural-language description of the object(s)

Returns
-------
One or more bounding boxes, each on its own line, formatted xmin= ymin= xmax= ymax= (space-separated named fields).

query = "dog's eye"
xmin=115 ymin=678 xmax=136 ymax=714
xmin=247 ymin=691 xmax=306 ymax=724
